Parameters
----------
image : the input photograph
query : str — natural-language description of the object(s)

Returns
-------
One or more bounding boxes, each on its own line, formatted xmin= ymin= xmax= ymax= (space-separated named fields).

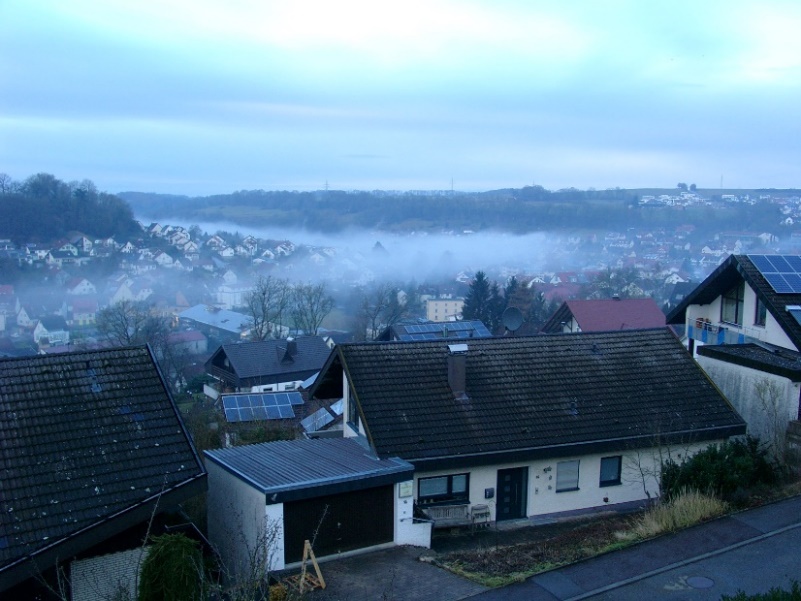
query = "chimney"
xmin=280 ymin=337 xmax=297 ymax=363
xmin=447 ymin=343 xmax=469 ymax=401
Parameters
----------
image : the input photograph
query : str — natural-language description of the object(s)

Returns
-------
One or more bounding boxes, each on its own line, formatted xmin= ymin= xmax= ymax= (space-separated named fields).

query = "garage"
xmin=283 ymin=484 xmax=394 ymax=563
xmin=205 ymin=437 xmax=420 ymax=574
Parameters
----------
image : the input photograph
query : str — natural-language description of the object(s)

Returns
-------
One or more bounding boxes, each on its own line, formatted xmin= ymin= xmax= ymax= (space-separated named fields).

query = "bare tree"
xmin=755 ymin=378 xmax=788 ymax=462
xmin=96 ymin=301 xmax=185 ymax=391
xmin=245 ymin=276 xmax=291 ymax=341
xmin=97 ymin=300 xmax=165 ymax=347
xmin=291 ymin=282 xmax=334 ymax=336
xmin=355 ymin=282 xmax=408 ymax=340
xmin=0 ymin=172 xmax=14 ymax=194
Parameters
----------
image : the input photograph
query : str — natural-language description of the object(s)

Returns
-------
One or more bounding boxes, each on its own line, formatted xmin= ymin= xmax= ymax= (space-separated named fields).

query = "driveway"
xmin=296 ymin=496 xmax=801 ymax=601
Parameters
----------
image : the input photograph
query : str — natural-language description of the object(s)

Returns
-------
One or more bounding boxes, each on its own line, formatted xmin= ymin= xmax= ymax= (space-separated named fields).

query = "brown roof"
xmin=542 ymin=298 xmax=666 ymax=332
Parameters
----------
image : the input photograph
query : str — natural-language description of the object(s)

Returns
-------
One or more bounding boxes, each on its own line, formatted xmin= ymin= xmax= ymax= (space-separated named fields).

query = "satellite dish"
xmin=502 ymin=307 xmax=524 ymax=333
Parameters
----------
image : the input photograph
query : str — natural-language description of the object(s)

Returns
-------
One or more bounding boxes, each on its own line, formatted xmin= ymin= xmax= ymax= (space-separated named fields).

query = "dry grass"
xmin=621 ymin=490 xmax=728 ymax=541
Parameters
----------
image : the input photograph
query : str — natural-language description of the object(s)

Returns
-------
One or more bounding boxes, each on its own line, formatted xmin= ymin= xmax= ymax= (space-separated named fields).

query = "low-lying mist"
xmin=146 ymin=218 xmax=560 ymax=285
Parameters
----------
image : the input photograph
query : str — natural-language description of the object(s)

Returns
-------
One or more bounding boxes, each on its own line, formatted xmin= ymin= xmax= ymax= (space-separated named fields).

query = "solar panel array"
xmin=749 ymin=255 xmax=801 ymax=294
xmin=396 ymin=320 xmax=492 ymax=341
xmin=222 ymin=392 xmax=303 ymax=423
xmin=299 ymin=399 xmax=344 ymax=432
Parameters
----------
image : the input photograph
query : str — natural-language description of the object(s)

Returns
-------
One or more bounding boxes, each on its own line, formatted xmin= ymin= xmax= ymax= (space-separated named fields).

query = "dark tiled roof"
xmin=698 ymin=343 xmax=801 ymax=381
xmin=377 ymin=320 xmax=492 ymax=341
xmin=328 ymin=329 xmax=745 ymax=467
xmin=666 ymin=254 xmax=801 ymax=351
xmin=541 ymin=299 xmax=666 ymax=333
xmin=0 ymin=346 xmax=206 ymax=589
xmin=207 ymin=337 xmax=332 ymax=385
xmin=205 ymin=437 xmax=412 ymax=503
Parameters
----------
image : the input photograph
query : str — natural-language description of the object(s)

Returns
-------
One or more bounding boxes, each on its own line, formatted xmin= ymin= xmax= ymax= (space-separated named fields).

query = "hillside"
xmin=119 ymin=186 xmax=791 ymax=234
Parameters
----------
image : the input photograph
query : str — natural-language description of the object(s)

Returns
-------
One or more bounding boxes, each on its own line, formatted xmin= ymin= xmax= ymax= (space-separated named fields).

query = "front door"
xmin=496 ymin=467 xmax=528 ymax=521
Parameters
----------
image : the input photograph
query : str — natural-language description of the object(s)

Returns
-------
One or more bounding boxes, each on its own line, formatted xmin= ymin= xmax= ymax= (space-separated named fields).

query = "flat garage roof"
xmin=205 ymin=437 xmax=414 ymax=504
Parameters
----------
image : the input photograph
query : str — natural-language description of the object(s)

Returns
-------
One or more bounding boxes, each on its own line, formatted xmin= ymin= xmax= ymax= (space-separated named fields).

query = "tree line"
xmin=0 ymin=172 xmax=141 ymax=244
xmin=120 ymin=185 xmax=785 ymax=234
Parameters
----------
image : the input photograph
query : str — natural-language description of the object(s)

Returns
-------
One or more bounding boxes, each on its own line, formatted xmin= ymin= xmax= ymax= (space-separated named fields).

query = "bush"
xmin=627 ymin=490 xmax=728 ymax=539
xmin=722 ymin=581 xmax=801 ymax=600
xmin=661 ymin=437 xmax=778 ymax=503
xmin=138 ymin=533 xmax=205 ymax=601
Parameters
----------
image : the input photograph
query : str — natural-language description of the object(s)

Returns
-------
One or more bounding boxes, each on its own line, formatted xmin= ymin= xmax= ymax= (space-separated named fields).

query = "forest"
xmin=0 ymin=173 xmax=141 ymax=244
xmin=120 ymin=185 xmax=787 ymax=234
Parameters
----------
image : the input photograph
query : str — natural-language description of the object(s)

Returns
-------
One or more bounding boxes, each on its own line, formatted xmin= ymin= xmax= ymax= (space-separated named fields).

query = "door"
xmin=283 ymin=485 xmax=394 ymax=563
xmin=496 ymin=467 xmax=528 ymax=521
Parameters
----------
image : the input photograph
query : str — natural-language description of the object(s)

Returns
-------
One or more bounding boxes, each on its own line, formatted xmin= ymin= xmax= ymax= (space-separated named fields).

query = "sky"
xmin=2 ymin=1 xmax=801 ymax=196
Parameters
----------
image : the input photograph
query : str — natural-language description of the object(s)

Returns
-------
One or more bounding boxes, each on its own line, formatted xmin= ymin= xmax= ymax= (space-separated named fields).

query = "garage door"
xmin=283 ymin=485 xmax=394 ymax=563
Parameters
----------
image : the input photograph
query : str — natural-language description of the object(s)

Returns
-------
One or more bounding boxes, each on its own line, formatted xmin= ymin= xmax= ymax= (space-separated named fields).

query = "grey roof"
xmin=178 ymin=304 xmax=250 ymax=334
xmin=0 ymin=346 xmax=206 ymax=591
xmin=206 ymin=337 xmax=332 ymax=387
xmin=204 ymin=438 xmax=412 ymax=503
xmin=312 ymin=328 xmax=746 ymax=470
xmin=377 ymin=320 xmax=492 ymax=341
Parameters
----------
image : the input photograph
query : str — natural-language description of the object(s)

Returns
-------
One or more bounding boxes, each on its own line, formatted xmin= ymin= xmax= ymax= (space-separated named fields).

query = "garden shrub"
xmin=721 ymin=580 xmax=801 ymax=600
xmin=138 ymin=533 xmax=205 ymax=601
xmin=661 ymin=437 xmax=778 ymax=503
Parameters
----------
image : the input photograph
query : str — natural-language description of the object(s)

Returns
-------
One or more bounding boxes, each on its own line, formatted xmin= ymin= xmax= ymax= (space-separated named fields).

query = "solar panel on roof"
xmin=221 ymin=392 xmax=299 ymax=422
xmin=300 ymin=407 xmax=335 ymax=432
xmin=749 ymin=255 xmax=801 ymax=294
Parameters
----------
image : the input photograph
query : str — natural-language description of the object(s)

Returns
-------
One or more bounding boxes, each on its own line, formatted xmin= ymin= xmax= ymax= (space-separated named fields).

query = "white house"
xmin=309 ymin=330 xmax=745 ymax=530
xmin=667 ymin=253 xmax=801 ymax=457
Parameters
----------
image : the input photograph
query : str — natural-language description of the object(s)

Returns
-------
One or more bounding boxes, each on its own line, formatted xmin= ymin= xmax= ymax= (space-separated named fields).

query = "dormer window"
xmin=721 ymin=281 xmax=745 ymax=326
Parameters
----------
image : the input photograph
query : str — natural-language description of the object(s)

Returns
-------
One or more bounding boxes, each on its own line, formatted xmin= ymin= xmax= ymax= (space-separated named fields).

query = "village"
xmin=4 ymin=190 xmax=801 ymax=599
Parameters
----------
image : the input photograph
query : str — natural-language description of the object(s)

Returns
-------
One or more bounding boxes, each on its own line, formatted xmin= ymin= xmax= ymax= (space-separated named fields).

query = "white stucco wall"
xmin=686 ymin=284 xmax=797 ymax=353
xmin=394 ymin=480 xmax=432 ymax=548
xmin=697 ymin=356 xmax=798 ymax=451
xmin=414 ymin=444 xmax=712 ymax=522
xmin=206 ymin=461 xmax=274 ymax=584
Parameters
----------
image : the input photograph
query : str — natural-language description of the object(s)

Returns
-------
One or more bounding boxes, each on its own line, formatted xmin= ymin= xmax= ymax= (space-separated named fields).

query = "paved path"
xmin=298 ymin=496 xmax=801 ymax=601
xmin=469 ymin=495 xmax=801 ymax=600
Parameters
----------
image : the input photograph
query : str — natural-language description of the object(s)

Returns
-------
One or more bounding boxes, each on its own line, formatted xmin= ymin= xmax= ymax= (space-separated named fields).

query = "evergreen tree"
xmin=463 ymin=271 xmax=500 ymax=330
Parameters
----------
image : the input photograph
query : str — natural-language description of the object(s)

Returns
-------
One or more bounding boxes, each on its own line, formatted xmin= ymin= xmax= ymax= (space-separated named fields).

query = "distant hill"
xmin=0 ymin=173 xmax=141 ymax=244
xmin=119 ymin=185 xmax=789 ymax=234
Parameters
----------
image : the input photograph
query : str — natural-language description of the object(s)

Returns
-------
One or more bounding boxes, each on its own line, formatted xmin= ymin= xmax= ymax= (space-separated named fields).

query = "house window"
xmin=556 ymin=460 xmax=580 ymax=492
xmin=599 ymin=456 xmax=622 ymax=487
xmin=755 ymin=296 xmax=767 ymax=327
xmin=721 ymin=281 xmax=745 ymax=326
xmin=418 ymin=473 xmax=469 ymax=505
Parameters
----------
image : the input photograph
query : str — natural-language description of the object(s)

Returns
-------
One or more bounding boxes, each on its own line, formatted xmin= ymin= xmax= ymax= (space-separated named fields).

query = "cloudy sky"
xmin=2 ymin=1 xmax=800 ymax=196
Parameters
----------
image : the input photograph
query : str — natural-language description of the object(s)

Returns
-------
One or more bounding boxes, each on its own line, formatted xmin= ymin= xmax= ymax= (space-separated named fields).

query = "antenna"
xmin=501 ymin=307 xmax=524 ymax=334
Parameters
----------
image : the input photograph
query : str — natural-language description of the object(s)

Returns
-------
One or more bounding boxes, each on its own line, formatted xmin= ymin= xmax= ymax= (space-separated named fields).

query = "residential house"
xmin=205 ymin=438 xmax=419 ymax=577
xmin=71 ymin=235 xmax=93 ymax=253
xmin=67 ymin=296 xmax=99 ymax=326
xmin=168 ymin=329 xmax=209 ymax=355
xmin=309 ymin=330 xmax=745 ymax=530
xmin=204 ymin=336 xmax=331 ymax=399
xmin=540 ymin=298 xmax=667 ymax=333
xmin=153 ymin=250 xmax=174 ymax=267
xmin=666 ymin=254 xmax=801 ymax=455
xmin=33 ymin=315 xmax=70 ymax=347
xmin=65 ymin=277 xmax=97 ymax=296
xmin=178 ymin=304 xmax=251 ymax=344
xmin=377 ymin=319 xmax=492 ymax=341
xmin=425 ymin=297 xmax=465 ymax=322
xmin=0 ymin=346 xmax=207 ymax=597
